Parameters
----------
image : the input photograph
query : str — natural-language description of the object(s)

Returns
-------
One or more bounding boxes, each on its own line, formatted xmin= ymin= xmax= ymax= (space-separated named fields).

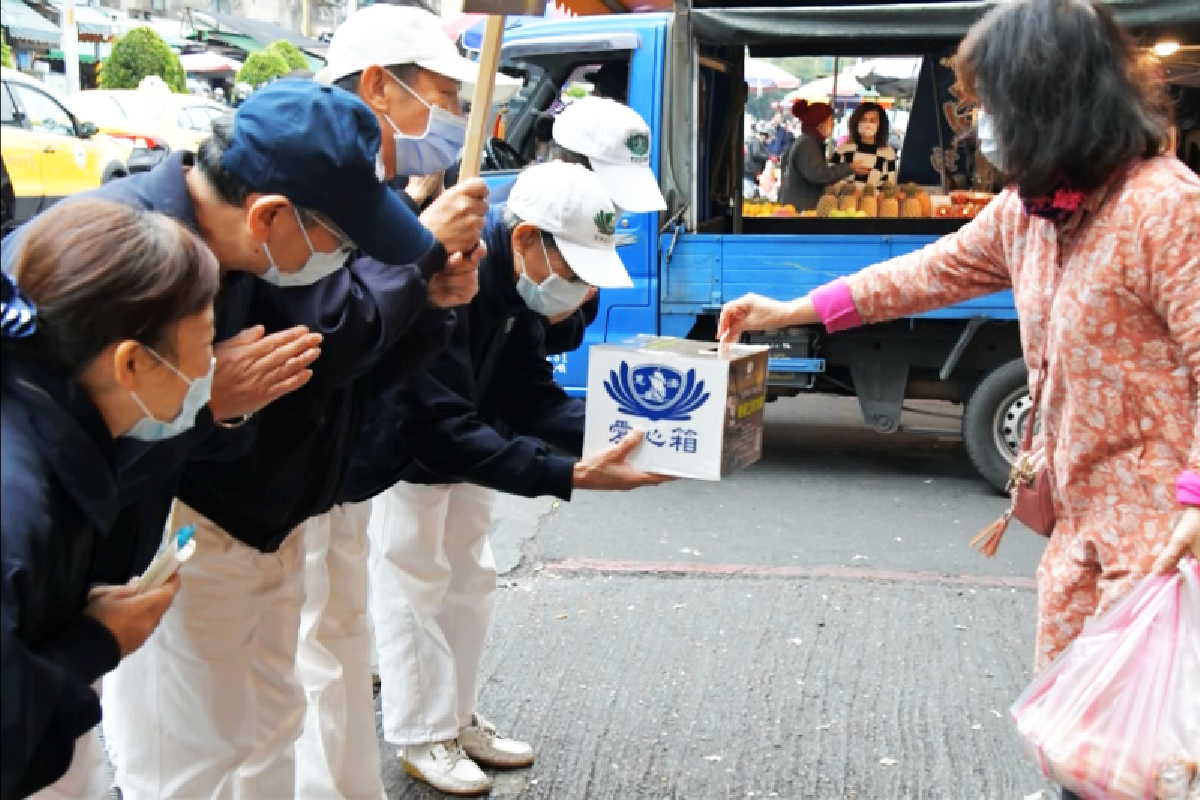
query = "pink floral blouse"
xmin=811 ymin=156 xmax=1199 ymax=663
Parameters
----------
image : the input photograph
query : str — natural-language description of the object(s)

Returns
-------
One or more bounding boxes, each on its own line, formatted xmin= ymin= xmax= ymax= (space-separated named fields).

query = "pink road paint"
xmin=546 ymin=558 xmax=1037 ymax=590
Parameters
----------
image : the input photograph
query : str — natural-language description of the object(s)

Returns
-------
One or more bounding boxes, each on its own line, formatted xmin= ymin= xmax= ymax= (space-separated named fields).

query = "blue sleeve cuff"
xmin=39 ymin=614 xmax=122 ymax=687
xmin=541 ymin=454 xmax=576 ymax=502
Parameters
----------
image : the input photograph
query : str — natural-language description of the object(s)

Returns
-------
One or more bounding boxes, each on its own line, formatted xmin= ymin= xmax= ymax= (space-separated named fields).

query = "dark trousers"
xmin=1061 ymin=790 xmax=1082 ymax=800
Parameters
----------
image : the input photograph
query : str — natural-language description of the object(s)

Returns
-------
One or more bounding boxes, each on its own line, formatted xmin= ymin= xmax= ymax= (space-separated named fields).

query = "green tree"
xmin=1 ymin=33 xmax=14 ymax=69
xmin=100 ymin=27 xmax=187 ymax=92
xmin=236 ymin=51 xmax=289 ymax=87
xmin=266 ymin=40 xmax=308 ymax=72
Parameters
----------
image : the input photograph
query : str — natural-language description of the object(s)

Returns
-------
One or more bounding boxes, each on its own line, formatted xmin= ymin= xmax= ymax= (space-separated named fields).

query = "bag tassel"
xmin=971 ymin=511 xmax=1011 ymax=558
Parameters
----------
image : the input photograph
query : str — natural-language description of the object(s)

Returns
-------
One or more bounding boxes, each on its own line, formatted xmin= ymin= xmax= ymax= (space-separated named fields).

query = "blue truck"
xmin=474 ymin=0 xmax=1195 ymax=491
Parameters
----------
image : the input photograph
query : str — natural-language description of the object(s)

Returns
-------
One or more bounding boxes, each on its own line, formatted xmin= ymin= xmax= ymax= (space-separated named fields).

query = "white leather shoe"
xmin=399 ymin=740 xmax=491 ymax=796
xmin=459 ymin=713 xmax=535 ymax=769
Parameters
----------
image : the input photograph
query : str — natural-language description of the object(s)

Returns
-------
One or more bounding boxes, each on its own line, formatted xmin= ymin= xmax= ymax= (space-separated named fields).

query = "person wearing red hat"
xmin=778 ymin=99 xmax=854 ymax=211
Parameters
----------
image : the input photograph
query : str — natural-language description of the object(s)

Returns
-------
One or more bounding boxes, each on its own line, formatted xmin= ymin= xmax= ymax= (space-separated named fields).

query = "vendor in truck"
xmin=778 ymin=99 xmax=855 ymax=211
xmin=833 ymin=101 xmax=898 ymax=187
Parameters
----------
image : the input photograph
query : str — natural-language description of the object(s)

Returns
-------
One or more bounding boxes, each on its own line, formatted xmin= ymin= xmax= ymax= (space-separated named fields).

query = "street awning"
xmin=187 ymin=9 xmax=324 ymax=62
xmin=46 ymin=42 xmax=110 ymax=61
xmin=70 ymin=3 xmax=116 ymax=37
xmin=1 ymin=0 xmax=59 ymax=46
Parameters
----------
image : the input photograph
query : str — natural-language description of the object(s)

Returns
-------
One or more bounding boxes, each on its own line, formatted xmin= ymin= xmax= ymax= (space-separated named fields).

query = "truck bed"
xmin=659 ymin=231 xmax=1016 ymax=321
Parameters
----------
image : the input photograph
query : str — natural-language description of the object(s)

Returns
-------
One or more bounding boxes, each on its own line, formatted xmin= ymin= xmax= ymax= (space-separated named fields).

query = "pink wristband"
xmin=1178 ymin=470 xmax=1200 ymax=507
xmin=809 ymin=278 xmax=864 ymax=333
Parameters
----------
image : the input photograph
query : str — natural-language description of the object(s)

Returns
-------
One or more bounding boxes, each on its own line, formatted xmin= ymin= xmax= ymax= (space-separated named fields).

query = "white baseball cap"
xmin=551 ymin=96 xmax=667 ymax=213
xmin=316 ymin=5 xmax=522 ymax=105
xmin=507 ymin=162 xmax=633 ymax=289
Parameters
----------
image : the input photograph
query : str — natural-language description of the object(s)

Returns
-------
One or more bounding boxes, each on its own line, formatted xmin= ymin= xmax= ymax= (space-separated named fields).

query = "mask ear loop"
xmin=129 ymin=346 xmax=195 ymax=423
xmin=291 ymin=206 xmax=318 ymax=259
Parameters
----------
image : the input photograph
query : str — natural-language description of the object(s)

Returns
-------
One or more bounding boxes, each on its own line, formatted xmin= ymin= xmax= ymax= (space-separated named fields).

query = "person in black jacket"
xmin=87 ymin=81 xmax=486 ymax=800
xmin=1 ymin=200 xmax=219 ymax=799
xmin=778 ymin=99 xmax=855 ymax=212
xmin=342 ymin=162 xmax=668 ymax=796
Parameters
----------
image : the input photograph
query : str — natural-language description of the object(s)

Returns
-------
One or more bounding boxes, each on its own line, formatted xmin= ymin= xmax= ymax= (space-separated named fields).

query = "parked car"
xmin=61 ymin=87 xmax=228 ymax=173
xmin=1 ymin=68 xmax=131 ymax=234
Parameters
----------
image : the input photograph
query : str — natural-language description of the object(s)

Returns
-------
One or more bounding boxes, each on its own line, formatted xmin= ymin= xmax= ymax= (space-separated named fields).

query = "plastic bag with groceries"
xmin=1012 ymin=556 xmax=1200 ymax=800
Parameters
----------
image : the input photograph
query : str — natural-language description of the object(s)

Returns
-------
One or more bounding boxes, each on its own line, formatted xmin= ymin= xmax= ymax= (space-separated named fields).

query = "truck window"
xmin=487 ymin=52 xmax=635 ymax=172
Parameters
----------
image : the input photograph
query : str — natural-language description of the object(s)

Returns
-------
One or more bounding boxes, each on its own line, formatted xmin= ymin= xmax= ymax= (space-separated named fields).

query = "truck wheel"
xmin=962 ymin=358 xmax=1030 ymax=493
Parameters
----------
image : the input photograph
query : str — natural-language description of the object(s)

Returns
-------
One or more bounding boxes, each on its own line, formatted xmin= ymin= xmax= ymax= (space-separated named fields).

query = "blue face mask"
xmin=515 ymin=238 xmax=591 ymax=318
xmin=123 ymin=351 xmax=215 ymax=442
xmin=384 ymin=74 xmax=467 ymax=177
xmin=260 ymin=207 xmax=352 ymax=288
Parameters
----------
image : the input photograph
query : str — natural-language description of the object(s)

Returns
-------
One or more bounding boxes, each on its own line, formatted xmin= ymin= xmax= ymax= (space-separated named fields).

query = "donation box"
xmin=582 ymin=336 xmax=770 ymax=480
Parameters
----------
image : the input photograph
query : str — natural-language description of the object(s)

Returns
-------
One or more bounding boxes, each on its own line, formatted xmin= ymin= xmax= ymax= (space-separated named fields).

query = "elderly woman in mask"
xmin=720 ymin=6 xmax=1199 ymax=797
xmin=1 ymin=199 xmax=220 ymax=799
xmin=778 ymin=99 xmax=855 ymax=211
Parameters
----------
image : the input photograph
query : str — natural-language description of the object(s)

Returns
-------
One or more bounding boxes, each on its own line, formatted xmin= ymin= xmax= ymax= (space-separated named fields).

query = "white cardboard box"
xmin=582 ymin=336 xmax=770 ymax=480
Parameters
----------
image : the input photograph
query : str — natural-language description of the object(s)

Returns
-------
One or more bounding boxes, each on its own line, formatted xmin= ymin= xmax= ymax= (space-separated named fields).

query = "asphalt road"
xmin=379 ymin=396 xmax=1059 ymax=800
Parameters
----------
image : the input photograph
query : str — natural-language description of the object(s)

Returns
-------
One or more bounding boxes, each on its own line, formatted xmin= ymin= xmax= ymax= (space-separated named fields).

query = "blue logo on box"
xmin=603 ymin=362 xmax=709 ymax=422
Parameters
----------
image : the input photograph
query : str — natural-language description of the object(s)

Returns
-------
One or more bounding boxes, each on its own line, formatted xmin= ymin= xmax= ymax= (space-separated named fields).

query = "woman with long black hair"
xmin=721 ymin=5 xmax=1198 ymax=795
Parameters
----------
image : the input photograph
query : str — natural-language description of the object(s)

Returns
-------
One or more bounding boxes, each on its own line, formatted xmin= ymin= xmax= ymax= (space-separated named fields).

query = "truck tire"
xmin=962 ymin=358 xmax=1031 ymax=493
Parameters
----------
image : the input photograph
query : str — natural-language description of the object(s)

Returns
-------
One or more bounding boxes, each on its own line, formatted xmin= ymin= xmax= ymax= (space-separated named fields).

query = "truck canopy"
xmin=687 ymin=0 xmax=1200 ymax=54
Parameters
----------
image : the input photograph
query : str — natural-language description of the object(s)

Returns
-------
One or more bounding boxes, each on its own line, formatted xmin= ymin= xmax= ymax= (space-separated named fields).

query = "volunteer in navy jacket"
xmin=341 ymin=163 xmax=669 ymax=796
xmin=259 ymin=13 xmax=504 ymax=797
xmin=93 ymin=81 xmax=487 ymax=800
xmin=1 ymin=201 xmax=219 ymax=800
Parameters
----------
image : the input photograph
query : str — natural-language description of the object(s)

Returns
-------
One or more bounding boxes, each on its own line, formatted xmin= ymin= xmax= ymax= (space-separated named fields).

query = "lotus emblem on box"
xmin=603 ymin=362 xmax=710 ymax=422
xmin=584 ymin=336 xmax=769 ymax=481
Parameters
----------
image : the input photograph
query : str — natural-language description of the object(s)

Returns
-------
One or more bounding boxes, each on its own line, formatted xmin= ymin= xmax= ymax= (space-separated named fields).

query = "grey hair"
xmin=333 ymin=63 xmax=422 ymax=96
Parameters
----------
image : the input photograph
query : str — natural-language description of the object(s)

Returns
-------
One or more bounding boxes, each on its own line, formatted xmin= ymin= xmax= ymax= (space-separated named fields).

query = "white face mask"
xmin=515 ymin=238 xmax=591 ymax=318
xmin=383 ymin=73 xmax=467 ymax=177
xmin=260 ymin=207 xmax=353 ymax=288
xmin=123 ymin=351 xmax=215 ymax=442
xmin=858 ymin=121 xmax=879 ymax=140
xmin=977 ymin=109 xmax=1006 ymax=171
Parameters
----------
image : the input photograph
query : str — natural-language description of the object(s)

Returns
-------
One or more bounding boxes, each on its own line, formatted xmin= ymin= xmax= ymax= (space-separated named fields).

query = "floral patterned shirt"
xmin=836 ymin=157 xmax=1200 ymax=538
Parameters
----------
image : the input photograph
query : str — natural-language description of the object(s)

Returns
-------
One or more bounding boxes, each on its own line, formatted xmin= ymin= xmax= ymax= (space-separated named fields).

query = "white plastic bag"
xmin=1012 ymin=557 xmax=1200 ymax=799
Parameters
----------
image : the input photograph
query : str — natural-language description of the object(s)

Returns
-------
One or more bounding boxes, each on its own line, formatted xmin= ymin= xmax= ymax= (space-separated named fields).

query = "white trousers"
xmin=294 ymin=503 xmax=386 ymax=800
xmin=368 ymin=482 xmax=498 ymax=746
xmin=102 ymin=502 xmax=306 ymax=800
xmin=29 ymin=691 xmax=108 ymax=800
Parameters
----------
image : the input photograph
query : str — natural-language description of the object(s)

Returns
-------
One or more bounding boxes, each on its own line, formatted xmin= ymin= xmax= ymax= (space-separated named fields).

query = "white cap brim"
xmin=556 ymin=238 xmax=633 ymax=289
xmin=417 ymin=55 xmax=523 ymax=105
xmin=591 ymin=162 xmax=667 ymax=213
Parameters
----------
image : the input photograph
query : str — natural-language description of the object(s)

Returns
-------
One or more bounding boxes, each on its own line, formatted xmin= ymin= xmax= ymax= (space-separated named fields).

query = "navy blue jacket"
xmin=341 ymin=207 xmax=585 ymax=504
xmin=1 ymin=355 xmax=122 ymax=800
xmin=2 ymin=152 xmax=451 ymax=558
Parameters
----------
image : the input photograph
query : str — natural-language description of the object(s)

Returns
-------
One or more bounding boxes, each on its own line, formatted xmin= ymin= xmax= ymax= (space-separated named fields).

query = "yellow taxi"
xmin=61 ymin=84 xmax=228 ymax=171
xmin=2 ymin=68 xmax=131 ymax=233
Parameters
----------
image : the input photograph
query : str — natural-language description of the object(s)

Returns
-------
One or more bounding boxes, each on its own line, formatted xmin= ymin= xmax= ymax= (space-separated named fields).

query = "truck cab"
xmin=471 ymin=0 xmax=1199 ymax=490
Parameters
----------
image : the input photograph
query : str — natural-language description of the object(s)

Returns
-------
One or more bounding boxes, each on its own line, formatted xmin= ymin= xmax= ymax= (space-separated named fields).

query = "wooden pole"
xmin=457 ymin=14 xmax=506 ymax=182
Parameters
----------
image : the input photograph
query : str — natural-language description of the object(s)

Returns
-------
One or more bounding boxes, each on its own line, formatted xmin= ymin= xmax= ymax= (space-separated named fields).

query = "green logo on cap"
xmin=594 ymin=209 xmax=616 ymax=236
xmin=625 ymin=132 xmax=650 ymax=157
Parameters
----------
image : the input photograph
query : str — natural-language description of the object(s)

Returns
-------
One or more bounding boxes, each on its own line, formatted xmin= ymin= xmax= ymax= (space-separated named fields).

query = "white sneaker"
xmin=399 ymin=739 xmax=492 ymax=796
xmin=459 ymin=713 xmax=535 ymax=769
